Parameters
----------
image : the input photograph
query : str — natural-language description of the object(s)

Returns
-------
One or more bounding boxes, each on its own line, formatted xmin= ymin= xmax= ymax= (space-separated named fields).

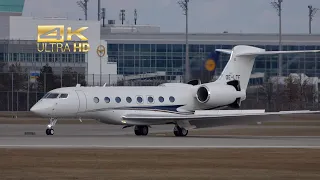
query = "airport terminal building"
xmin=0 ymin=0 xmax=320 ymax=112
xmin=102 ymin=26 xmax=320 ymax=81
xmin=1 ymin=0 xmax=320 ymax=86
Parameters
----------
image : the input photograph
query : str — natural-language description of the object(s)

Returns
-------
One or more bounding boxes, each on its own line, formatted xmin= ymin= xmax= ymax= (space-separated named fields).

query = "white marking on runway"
xmin=0 ymin=145 xmax=320 ymax=149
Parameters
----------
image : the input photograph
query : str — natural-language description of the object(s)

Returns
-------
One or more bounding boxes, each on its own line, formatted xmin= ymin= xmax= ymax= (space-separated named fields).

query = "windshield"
xmin=42 ymin=93 xmax=69 ymax=99
xmin=59 ymin=94 xmax=68 ymax=98
xmin=46 ymin=93 xmax=60 ymax=99
xmin=42 ymin=93 xmax=50 ymax=98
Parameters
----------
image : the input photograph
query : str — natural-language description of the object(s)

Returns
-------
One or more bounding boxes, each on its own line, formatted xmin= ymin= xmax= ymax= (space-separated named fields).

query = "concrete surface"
xmin=0 ymin=124 xmax=320 ymax=148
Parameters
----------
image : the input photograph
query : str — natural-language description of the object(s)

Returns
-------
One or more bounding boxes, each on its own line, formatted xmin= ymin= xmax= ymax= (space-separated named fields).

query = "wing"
xmin=122 ymin=110 xmax=320 ymax=129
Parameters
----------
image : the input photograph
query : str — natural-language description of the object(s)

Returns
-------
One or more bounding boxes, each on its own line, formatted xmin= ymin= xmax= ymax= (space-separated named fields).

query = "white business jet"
xmin=30 ymin=45 xmax=320 ymax=136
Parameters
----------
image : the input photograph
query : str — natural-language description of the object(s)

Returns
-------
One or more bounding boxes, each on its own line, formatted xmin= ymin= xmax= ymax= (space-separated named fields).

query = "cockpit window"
xmin=42 ymin=93 xmax=49 ymax=98
xmin=59 ymin=94 xmax=68 ymax=98
xmin=46 ymin=93 xmax=59 ymax=98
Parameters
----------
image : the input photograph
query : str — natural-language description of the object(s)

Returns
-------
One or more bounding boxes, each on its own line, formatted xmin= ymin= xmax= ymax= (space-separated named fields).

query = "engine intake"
xmin=197 ymin=86 xmax=210 ymax=103
xmin=196 ymin=84 xmax=244 ymax=107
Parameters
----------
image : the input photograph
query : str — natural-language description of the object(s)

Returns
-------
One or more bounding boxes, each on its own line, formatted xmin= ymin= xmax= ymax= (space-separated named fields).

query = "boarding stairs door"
xmin=75 ymin=90 xmax=87 ymax=113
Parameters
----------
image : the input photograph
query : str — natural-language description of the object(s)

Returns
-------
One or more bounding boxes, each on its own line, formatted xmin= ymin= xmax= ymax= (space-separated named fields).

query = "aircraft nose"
xmin=30 ymin=103 xmax=51 ymax=117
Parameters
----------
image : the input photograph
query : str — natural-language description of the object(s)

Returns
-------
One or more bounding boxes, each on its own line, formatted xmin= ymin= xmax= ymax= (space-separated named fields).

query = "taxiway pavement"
xmin=1 ymin=124 xmax=320 ymax=148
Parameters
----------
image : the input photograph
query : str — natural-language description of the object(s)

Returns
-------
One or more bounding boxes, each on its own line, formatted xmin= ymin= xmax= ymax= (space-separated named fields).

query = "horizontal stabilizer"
xmin=215 ymin=49 xmax=320 ymax=56
xmin=238 ymin=50 xmax=320 ymax=57
xmin=215 ymin=49 xmax=232 ymax=54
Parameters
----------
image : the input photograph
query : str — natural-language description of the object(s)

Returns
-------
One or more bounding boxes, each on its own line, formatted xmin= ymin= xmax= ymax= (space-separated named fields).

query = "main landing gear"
xmin=173 ymin=125 xmax=188 ymax=137
xmin=46 ymin=118 xmax=57 ymax=135
xmin=134 ymin=125 xmax=149 ymax=136
xmin=133 ymin=125 xmax=188 ymax=137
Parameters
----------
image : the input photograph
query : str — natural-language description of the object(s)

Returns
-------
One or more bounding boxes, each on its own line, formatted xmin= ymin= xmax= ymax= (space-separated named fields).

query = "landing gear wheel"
xmin=46 ymin=128 xmax=54 ymax=135
xmin=174 ymin=126 xmax=188 ymax=137
xmin=46 ymin=118 xmax=57 ymax=136
xmin=134 ymin=125 xmax=149 ymax=136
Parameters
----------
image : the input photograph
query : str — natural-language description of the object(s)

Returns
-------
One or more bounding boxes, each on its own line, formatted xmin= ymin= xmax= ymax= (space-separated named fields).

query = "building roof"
xmin=102 ymin=31 xmax=320 ymax=46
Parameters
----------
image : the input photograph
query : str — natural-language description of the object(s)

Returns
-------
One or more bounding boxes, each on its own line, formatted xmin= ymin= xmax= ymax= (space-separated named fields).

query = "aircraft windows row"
xmin=93 ymin=96 xmax=176 ymax=104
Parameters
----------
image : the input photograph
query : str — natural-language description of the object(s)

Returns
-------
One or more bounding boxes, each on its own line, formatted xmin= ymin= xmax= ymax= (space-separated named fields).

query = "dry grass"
xmin=0 ymin=148 xmax=319 ymax=180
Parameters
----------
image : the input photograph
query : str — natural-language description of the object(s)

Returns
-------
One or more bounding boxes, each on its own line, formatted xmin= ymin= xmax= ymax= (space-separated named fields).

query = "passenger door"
xmin=75 ymin=90 xmax=87 ymax=113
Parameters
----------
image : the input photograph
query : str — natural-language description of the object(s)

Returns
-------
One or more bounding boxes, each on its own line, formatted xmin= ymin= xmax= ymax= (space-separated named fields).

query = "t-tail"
xmin=213 ymin=45 xmax=320 ymax=92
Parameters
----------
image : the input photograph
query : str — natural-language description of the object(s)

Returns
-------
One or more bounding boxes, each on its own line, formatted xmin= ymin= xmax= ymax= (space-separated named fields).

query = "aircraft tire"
xmin=173 ymin=126 xmax=188 ymax=137
xmin=140 ymin=126 xmax=148 ymax=136
xmin=134 ymin=125 xmax=148 ymax=136
xmin=46 ymin=128 xmax=54 ymax=135
xmin=134 ymin=129 xmax=141 ymax=136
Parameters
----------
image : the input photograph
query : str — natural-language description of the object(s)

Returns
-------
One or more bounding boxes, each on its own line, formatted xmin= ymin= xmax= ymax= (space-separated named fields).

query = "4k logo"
xmin=37 ymin=25 xmax=88 ymax=43
xmin=36 ymin=25 xmax=90 ymax=53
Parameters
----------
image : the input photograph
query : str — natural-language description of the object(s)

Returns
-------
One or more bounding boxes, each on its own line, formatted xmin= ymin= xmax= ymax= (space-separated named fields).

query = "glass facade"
xmin=108 ymin=43 xmax=320 ymax=78
xmin=0 ymin=40 xmax=87 ymax=73
xmin=0 ymin=0 xmax=24 ymax=13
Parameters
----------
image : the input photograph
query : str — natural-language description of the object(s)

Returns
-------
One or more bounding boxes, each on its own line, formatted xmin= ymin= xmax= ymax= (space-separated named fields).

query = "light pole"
xmin=271 ymin=0 xmax=283 ymax=77
xmin=308 ymin=5 xmax=319 ymax=34
xmin=178 ymin=0 xmax=190 ymax=82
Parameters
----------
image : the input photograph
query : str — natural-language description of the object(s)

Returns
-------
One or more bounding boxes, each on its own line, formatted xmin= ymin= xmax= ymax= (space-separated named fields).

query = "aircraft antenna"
xmin=308 ymin=5 xmax=319 ymax=34
xmin=178 ymin=0 xmax=190 ymax=82
xmin=77 ymin=0 xmax=89 ymax=20
xmin=271 ymin=0 xmax=283 ymax=77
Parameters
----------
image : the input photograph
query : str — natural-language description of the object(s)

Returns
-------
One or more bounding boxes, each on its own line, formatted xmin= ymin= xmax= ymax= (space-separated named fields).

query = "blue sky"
xmin=23 ymin=0 xmax=320 ymax=33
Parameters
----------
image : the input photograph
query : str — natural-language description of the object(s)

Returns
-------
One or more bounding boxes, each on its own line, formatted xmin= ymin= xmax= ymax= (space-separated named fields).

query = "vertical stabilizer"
xmin=215 ymin=45 xmax=265 ymax=91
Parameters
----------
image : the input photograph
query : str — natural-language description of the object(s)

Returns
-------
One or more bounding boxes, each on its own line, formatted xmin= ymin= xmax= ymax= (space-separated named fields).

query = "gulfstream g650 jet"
xmin=30 ymin=45 xmax=320 ymax=136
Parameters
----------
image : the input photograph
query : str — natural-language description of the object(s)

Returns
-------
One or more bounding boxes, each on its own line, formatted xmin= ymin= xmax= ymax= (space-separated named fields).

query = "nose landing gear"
xmin=46 ymin=118 xmax=57 ymax=135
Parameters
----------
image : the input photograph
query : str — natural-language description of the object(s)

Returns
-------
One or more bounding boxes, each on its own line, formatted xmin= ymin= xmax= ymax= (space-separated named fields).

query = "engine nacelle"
xmin=195 ymin=83 xmax=245 ymax=107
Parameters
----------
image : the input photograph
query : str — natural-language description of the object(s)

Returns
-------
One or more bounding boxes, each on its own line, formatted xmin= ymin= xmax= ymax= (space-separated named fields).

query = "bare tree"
xmin=259 ymin=78 xmax=276 ymax=111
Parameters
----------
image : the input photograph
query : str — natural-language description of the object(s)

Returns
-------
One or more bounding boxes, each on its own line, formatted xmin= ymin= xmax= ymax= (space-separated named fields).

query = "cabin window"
xmin=59 ymin=94 xmax=68 ymax=98
xmin=104 ymin=97 xmax=110 ymax=103
xmin=46 ymin=93 xmax=59 ymax=99
xmin=93 ymin=97 xmax=99 ymax=103
xmin=158 ymin=96 xmax=164 ymax=102
xmin=126 ymin=97 xmax=132 ymax=103
xmin=169 ymin=96 xmax=175 ymax=102
xmin=137 ymin=96 xmax=143 ymax=103
xmin=115 ymin=97 xmax=121 ymax=103
xmin=147 ymin=96 xmax=154 ymax=103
